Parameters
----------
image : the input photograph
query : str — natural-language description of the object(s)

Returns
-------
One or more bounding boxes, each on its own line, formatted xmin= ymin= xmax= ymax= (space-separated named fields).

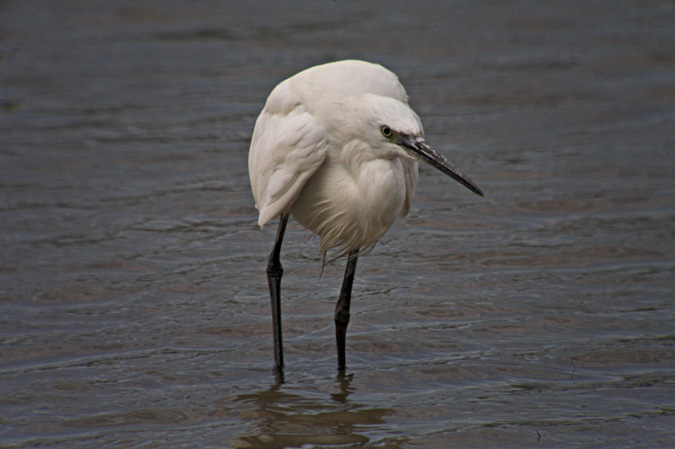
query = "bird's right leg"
xmin=267 ymin=213 xmax=289 ymax=371
xmin=335 ymin=249 xmax=359 ymax=371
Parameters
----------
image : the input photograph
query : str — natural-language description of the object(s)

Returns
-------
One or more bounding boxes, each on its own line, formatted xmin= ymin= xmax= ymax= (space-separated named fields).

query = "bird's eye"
xmin=380 ymin=126 xmax=393 ymax=138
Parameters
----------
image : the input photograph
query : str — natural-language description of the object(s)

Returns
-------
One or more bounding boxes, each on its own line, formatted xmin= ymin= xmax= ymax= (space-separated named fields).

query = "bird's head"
xmin=350 ymin=94 xmax=484 ymax=197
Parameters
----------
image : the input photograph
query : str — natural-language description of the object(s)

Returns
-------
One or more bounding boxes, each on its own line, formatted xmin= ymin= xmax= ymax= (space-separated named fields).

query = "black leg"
xmin=267 ymin=213 xmax=289 ymax=371
xmin=335 ymin=249 xmax=359 ymax=371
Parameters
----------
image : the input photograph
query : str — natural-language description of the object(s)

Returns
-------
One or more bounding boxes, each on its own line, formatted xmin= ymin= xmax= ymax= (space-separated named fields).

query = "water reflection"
xmin=231 ymin=374 xmax=401 ymax=448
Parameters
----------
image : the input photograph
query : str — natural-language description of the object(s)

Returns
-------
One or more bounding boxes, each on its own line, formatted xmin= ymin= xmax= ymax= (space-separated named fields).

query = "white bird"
xmin=249 ymin=60 xmax=483 ymax=372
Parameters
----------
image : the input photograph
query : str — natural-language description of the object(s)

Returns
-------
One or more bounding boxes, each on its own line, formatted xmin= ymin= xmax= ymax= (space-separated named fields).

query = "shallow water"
xmin=1 ymin=1 xmax=674 ymax=448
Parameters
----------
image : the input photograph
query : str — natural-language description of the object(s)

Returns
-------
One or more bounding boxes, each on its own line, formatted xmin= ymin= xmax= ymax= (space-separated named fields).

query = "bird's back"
xmin=277 ymin=60 xmax=409 ymax=112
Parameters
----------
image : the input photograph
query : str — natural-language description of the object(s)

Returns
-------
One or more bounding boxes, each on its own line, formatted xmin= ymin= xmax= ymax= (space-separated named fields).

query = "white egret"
xmin=249 ymin=60 xmax=483 ymax=372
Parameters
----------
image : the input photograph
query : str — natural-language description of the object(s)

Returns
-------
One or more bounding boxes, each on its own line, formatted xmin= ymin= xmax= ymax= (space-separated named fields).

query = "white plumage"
xmin=250 ymin=60 xmax=422 ymax=256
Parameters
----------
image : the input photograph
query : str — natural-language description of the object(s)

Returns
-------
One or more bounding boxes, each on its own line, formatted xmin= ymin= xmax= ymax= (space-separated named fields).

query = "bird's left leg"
xmin=335 ymin=249 xmax=359 ymax=371
xmin=267 ymin=213 xmax=289 ymax=371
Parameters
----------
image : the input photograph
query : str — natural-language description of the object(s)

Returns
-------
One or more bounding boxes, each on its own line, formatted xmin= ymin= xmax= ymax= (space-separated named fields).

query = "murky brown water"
xmin=1 ymin=1 xmax=673 ymax=448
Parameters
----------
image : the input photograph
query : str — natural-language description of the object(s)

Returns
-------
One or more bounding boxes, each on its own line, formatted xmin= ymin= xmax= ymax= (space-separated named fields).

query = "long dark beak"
xmin=400 ymin=136 xmax=484 ymax=197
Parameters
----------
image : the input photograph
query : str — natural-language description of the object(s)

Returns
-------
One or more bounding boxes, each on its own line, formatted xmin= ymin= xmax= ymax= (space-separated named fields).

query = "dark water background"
xmin=1 ymin=1 xmax=673 ymax=448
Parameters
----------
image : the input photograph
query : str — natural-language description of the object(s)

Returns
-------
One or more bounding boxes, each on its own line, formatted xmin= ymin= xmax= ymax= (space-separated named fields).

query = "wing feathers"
xmin=249 ymin=102 xmax=327 ymax=227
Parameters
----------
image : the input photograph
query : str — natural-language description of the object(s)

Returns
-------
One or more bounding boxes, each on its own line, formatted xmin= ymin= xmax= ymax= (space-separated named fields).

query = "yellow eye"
xmin=381 ymin=126 xmax=393 ymax=137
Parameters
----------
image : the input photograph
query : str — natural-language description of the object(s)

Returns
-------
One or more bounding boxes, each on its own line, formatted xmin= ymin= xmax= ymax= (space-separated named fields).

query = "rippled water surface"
xmin=1 ymin=1 xmax=674 ymax=448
